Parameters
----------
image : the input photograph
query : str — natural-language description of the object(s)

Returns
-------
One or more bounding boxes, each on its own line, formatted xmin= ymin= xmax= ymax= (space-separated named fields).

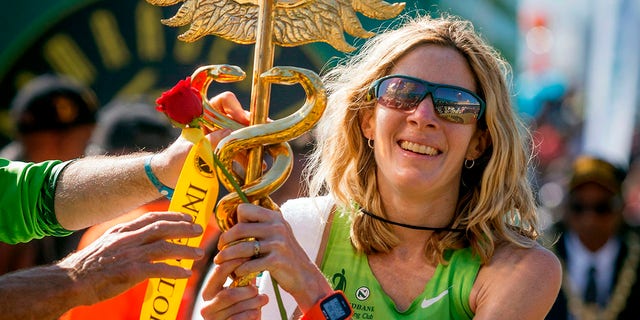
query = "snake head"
xmin=190 ymin=64 xmax=247 ymax=130
xmin=260 ymin=66 xmax=300 ymax=85
xmin=209 ymin=64 xmax=246 ymax=83
xmin=191 ymin=64 xmax=246 ymax=91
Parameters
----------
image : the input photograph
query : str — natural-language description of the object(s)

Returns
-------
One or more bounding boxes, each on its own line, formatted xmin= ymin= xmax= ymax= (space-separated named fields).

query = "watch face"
xmin=0 ymin=0 xmax=328 ymax=142
xmin=321 ymin=293 xmax=352 ymax=320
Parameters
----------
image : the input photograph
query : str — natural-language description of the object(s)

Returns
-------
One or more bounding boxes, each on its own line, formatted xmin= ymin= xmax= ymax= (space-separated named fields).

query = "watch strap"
xmin=301 ymin=290 xmax=352 ymax=320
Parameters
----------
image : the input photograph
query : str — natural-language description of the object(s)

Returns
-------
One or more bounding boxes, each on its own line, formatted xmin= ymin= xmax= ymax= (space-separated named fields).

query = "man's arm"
xmin=0 ymin=211 xmax=204 ymax=320
xmin=54 ymin=129 xmax=228 ymax=230
xmin=54 ymin=153 xmax=159 ymax=230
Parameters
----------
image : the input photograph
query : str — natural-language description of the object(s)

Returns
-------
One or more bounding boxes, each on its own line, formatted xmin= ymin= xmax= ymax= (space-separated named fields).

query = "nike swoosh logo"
xmin=421 ymin=287 xmax=451 ymax=309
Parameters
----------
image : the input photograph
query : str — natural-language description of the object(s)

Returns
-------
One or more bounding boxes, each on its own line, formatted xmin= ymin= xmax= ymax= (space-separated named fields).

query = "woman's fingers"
xmin=216 ymin=204 xmax=281 ymax=249
xmin=208 ymin=91 xmax=250 ymax=126
xmin=202 ymin=259 xmax=245 ymax=300
xmin=214 ymin=239 xmax=263 ymax=265
xmin=201 ymin=285 xmax=267 ymax=320
xmin=199 ymin=258 xmax=269 ymax=319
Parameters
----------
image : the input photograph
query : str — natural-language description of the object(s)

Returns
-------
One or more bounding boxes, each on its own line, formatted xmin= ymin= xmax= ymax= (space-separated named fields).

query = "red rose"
xmin=156 ymin=77 xmax=203 ymax=126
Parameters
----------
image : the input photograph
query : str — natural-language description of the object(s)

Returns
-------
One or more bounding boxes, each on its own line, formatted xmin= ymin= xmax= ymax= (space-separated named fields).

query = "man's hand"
xmin=58 ymin=211 xmax=205 ymax=304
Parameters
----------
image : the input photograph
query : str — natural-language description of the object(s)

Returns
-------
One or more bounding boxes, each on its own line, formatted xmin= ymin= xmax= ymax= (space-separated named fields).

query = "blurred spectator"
xmin=1 ymin=74 xmax=97 ymax=162
xmin=0 ymin=74 xmax=98 ymax=274
xmin=622 ymin=157 xmax=640 ymax=225
xmin=85 ymin=97 xmax=179 ymax=156
xmin=545 ymin=155 xmax=640 ymax=319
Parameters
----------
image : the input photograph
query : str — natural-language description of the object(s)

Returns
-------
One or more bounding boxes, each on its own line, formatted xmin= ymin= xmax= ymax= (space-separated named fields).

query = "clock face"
xmin=0 ymin=0 xmax=329 ymax=143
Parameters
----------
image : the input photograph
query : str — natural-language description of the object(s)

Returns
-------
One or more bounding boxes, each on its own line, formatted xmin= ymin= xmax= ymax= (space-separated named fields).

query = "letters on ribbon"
xmin=140 ymin=128 xmax=219 ymax=320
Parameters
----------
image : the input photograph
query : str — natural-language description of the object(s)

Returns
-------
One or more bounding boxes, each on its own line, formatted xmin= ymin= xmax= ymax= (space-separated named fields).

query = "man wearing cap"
xmin=1 ymin=74 xmax=98 ymax=163
xmin=546 ymin=155 xmax=640 ymax=319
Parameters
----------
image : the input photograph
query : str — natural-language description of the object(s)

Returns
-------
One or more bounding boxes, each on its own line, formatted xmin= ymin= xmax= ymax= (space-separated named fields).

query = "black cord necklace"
xmin=360 ymin=209 xmax=465 ymax=232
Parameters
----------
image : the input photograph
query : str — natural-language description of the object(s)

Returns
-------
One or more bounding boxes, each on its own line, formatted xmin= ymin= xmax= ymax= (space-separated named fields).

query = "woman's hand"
xmin=199 ymin=259 xmax=268 ymax=320
xmin=209 ymin=204 xmax=333 ymax=312
xmin=208 ymin=91 xmax=251 ymax=127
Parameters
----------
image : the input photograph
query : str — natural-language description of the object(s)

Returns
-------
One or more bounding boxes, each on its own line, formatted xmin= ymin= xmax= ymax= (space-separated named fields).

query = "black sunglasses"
xmin=569 ymin=201 xmax=617 ymax=216
xmin=367 ymin=74 xmax=486 ymax=124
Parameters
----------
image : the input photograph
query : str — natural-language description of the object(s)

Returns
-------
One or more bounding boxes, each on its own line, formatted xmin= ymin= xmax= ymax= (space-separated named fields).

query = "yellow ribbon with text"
xmin=140 ymin=128 xmax=218 ymax=320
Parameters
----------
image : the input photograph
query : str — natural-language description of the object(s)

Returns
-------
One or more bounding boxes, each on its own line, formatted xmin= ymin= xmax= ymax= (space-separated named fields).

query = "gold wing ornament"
xmin=146 ymin=0 xmax=405 ymax=52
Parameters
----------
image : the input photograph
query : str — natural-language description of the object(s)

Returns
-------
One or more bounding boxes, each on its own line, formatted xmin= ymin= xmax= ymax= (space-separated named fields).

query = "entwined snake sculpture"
xmin=190 ymin=64 xmax=327 ymax=285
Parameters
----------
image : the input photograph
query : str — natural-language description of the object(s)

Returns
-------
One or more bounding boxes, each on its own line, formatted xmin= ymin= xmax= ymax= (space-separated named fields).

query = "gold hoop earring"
xmin=367 ymin=139 xmax=374 ymax=149
xmin=464 ymin=159 xmax=475 ymax=169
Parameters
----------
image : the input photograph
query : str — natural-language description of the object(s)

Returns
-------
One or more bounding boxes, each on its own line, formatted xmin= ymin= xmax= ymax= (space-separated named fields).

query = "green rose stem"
xmin=211 ymin=153 xmax=287 ymax=320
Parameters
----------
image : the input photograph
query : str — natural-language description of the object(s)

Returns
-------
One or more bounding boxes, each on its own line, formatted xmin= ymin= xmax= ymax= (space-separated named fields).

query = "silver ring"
xmin=253 ymin=240 xmax=261 ymax=258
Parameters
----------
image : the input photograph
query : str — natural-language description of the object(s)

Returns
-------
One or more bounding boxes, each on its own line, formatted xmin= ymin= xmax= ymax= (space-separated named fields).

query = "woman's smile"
xmin=399 ymin=140 xmax=440 ymax=156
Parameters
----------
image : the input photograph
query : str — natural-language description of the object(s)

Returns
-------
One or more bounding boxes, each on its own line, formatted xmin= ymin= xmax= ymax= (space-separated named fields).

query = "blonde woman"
xmin=198 ymin=13 xmax=562 ymax=319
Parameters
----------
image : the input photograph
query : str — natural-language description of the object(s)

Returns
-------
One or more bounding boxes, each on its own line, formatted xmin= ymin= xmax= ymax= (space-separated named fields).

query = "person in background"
xmin=85 ymin=97 xmax=180 ymax=157
xmin=0 ymin=74 xmax=99 ymax=274
xmin=197 ymin=13 xmax=561 ymax=320
xmin=545 ymin=155 xmax=640 ymax=319
xmin=1 ymin=74 xmax=98 ymax=163
xmin=621 ymin=158 xmax=640 ymax=225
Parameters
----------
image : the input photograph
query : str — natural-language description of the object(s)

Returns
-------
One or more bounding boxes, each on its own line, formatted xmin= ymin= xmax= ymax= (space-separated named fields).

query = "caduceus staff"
xmin=140 ymin=0 xmax=404 ymax=318
xmin=153 ymin=0 xmax=404 ymax=186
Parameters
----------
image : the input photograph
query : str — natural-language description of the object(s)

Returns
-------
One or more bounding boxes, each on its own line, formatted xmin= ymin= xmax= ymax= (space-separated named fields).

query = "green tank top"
xmin=320 ymin=211 xmax=480 ymax=319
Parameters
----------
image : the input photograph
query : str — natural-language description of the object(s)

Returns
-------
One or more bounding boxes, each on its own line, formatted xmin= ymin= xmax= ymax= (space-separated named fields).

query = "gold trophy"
xmin=141 ymin=0 xmax=404 ymax=318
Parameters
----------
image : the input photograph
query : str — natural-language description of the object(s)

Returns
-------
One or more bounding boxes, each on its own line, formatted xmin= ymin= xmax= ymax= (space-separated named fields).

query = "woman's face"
xmin=361 ymin=45 xmax=487 ymax=199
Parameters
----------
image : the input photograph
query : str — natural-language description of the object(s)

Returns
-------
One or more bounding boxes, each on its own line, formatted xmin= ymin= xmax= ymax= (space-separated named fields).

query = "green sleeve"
xmin=0 ymin=158 xmax=73 ymax=244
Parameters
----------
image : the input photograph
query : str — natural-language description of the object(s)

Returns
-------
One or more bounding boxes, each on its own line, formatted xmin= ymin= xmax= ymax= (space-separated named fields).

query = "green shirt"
xmin=321 ymin=211 xmax=480 ymax=319
xmin=0 ymin=158 xmax=72 ymax=244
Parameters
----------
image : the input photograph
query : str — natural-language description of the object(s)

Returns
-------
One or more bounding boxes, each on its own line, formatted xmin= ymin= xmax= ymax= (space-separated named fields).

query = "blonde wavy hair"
xmin=304 ymin=13 xmax=538 ymax=264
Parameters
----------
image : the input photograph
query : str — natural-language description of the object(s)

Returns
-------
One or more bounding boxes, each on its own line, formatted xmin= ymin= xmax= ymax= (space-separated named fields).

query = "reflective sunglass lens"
xmin=433 ymin=105 xmax=466 ymax=124
xmin=433 ymin=88 xmax=481 ymax=124
xmin=377 ymin=78 xmax=424 ymax=111
xmin=373 ymin=75 xmax=484 ymax=125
